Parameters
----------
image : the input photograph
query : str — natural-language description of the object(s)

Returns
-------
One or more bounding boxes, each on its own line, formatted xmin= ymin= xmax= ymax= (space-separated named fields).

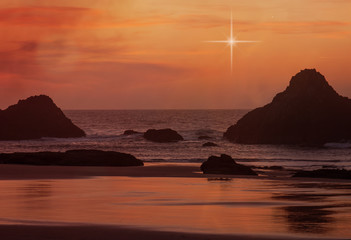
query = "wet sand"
xmin=0 ymin=163 xmax=350 ymax=240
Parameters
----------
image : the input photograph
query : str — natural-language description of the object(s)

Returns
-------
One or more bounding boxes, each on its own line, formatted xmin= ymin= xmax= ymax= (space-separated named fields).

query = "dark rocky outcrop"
xmin=143 ymin=128 xmax=184 ymax=142
xmin=0 ymin=95 xmax=85 ymax=140
xmin=202 ymin=142 xmax=218 ymax=147
xmin=224 ymin=69 xmax=351 ymax=145
xmin=200 ymin=154 xmax=257 ymax=175
xmin=292 ymin=169 xmax=351 ymax=179
xmin=0 ymin=150 xmax=143 ymax=166
xmin=123 ymin=130 xmax=139 ymax=135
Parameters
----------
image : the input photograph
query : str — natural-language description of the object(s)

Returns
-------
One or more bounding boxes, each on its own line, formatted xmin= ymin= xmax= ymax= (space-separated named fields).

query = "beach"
xmin=0 ymin=163 xmax=350 ymax=240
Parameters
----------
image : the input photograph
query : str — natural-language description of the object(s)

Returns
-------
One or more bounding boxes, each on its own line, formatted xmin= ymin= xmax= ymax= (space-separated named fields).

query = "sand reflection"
xmin=18 ymin=181 xmax=53 ymax=211
xmin=0 ymin=177 xmax=350 ymax=238
xmin=280 ymin=205 xmax=334 ymax=234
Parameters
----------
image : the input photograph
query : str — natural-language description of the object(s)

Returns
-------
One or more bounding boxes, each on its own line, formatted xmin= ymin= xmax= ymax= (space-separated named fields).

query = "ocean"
xmin=1 ymin=109 xmax=351 ymax=170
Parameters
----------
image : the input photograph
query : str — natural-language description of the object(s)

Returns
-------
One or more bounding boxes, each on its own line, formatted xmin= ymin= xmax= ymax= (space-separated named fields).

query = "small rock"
xmin=201 ymin=154 xmax=257 ymax=175
xmin=123 ymin=130 xmax=139 ymax=135
xmin=144 ymin=128 xmax=184 ymax=143
xmin=202 ymin=142 xmax=218 ymax=147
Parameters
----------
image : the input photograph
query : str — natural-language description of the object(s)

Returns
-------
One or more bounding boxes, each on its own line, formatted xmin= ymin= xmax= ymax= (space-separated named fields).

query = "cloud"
xmin=0 ymin=6 xmax=101 ymax=28
xmin=0 ymin=6 xmax=174 ymax=29
xmin=259 ymin=21 xmax=351 ymax=34
xmin=0 ymin=41 xmax=40 ymax=75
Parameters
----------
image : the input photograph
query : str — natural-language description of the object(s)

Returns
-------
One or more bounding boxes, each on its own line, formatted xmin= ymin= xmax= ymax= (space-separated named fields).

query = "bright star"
xmin=205 ymin=12 xmax=259 ymax=73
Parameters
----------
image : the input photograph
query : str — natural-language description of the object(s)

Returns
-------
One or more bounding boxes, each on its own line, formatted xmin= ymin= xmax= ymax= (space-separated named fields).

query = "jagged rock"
xmin=200 ymin=154 xmax=257 ymax=175
xmin=292 ymin=169 xmax=351 ymax=179
xmin=224 ymin=69 xmax=351 ymax=145
xmin=0 ymin=149 xmax=144 ymax=166
xmin=123 ymin=130 xmax=139 ymax=135
xmin=143 ymin=128 xmax=183 ymax=142
xmin=0 ymin=95 xmax=85 ymax=140
xmin=202 ymin=142 xmax=218 ymax=147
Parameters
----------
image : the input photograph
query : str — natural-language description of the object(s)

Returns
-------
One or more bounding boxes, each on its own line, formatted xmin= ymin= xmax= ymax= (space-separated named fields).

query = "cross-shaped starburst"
xmin=205 ymin=13 xmax=259 ymax=73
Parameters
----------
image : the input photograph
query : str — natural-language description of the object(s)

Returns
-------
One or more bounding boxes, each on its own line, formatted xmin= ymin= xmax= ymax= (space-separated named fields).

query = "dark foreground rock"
xmin=202 ymin=142 xmax=218 ymax=147
xmin=201 ymin=154 xmax=257 ymax=175
xmin=292 ymin=169 xmax=351 ymax=179
xmin=123 ymin=130 xmax=139 ymax=135
xmin=0 ymin=150 xmax=144 ymax=166
xmin=144 ymin=128 xmax=183 ymax=142
xmin=224 ymin=69 xmax=351 ymax=145
xmin=0 ymin=95 xmax=86 ymax=140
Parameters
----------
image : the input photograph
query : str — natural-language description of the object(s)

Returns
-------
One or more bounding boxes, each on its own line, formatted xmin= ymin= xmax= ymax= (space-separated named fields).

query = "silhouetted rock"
xmin=224 ymin=69 xmax=351 ymax=145
xmin=198 ymin=135 xmax=212 ymax=140
xmin=202 ymin=142 xmax=218 ymax=147
xmin=292 ymin=169 xmax=351 ymax=179
xmin=123 ymin=130 xmax=139 ymax=135
xmin=143 ymin=128 xmax=183 ymax=142
xmin=0 ymin=150 xmax=143 ymax=166
xmin=0 ymin=95 xmax=85 ymax=140
xmin=201 ymin=154 xmax=257 ymax=175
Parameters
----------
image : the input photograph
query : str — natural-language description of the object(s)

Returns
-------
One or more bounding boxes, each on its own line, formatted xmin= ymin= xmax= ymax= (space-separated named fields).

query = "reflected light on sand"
xmin=0 ymin=177 xmax=350 ymax=238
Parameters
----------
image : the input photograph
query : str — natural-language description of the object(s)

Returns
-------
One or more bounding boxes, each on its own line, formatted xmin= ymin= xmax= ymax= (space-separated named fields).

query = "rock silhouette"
xmin=202 ymin=142 xmax=218 ymax=147
xmin=123 ymin=130 xmax=139 ymax=135
xmin=292 ymin=169 xmax=351 ymax=179
xmin=0 ymin=95 xmax=86 ymax=140
xmin=0 ymin=150 xmax=144 ymax=166
xmin=144 ymin=128 xmax=184 ymax=142
xmin=224 ymin=69 xmax=351 ymax=145
xmin=201 ymin=154 xmax=257 ymax=175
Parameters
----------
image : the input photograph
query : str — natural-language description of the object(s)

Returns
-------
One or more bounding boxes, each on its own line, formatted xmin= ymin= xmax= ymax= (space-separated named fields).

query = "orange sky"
xmin=0 ymin=0 xmax=350 ymax=109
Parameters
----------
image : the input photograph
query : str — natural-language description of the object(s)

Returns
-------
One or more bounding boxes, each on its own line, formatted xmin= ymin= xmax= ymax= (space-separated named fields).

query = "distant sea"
xmin=1 ymin=110 xmax=351 ymax=170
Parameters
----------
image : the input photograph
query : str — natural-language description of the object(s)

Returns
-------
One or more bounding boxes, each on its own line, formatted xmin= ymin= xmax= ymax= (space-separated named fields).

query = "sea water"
xmin=0 ymin=109 xmax=351 ymax=170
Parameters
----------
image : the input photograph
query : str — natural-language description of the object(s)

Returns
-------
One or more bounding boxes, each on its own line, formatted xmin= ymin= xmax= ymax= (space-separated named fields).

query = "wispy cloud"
xmin=0 ymin=6 xmax=173 ymax=29
xmin=0 ymin=6 xmax=100 ymax=28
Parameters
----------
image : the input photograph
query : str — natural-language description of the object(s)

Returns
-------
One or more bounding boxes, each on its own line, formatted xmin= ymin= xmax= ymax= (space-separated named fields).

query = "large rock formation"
xmin=201 ymin=154 xmax=257 ymax=175
xmin=144 ymin=128 xmax=184 ymax=142
xmin=224 ymin=69 xmax=351 ymax=145
xmin=0 ymin=150 xmax=144 ymax=166
xmin=0 ymin=95 xmax=86 ymax=140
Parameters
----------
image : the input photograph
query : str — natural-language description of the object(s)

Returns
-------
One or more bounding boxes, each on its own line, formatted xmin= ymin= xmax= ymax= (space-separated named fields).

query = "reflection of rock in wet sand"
xmin=18 ymin=182 xmax=53 ymax=210
xmin=20 ymin=183 xmax=52 ymax=198
xmin=279 ymin=205 xmax=335 ymax=234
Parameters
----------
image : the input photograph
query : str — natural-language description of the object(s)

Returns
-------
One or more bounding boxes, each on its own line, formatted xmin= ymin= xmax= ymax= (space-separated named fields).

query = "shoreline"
xmin=0 ymin=163 xmax=202 ymax=180
xmin=0 ymin=162 xmax=350 ymax=184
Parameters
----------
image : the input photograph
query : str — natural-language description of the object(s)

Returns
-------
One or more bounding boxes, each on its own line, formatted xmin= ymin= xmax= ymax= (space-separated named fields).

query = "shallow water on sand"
xmin=0 ymin=176 xmax=350 ymax=238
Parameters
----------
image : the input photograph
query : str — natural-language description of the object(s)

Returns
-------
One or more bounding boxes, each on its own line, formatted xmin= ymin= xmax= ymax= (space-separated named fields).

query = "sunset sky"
xmin=0 ymin=0 xmax=351 ymax=109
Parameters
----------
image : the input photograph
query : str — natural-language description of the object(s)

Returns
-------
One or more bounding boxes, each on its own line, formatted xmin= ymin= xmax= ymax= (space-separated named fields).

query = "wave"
xmin=324 ymin=142 xmax=351 ymax=149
